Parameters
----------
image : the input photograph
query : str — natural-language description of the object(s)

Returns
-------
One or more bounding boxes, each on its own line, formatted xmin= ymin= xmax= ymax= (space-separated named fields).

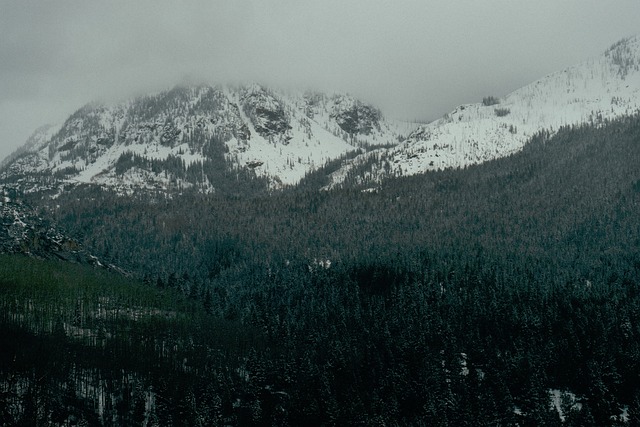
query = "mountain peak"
xmin=324 ymin=34 xmax=640 ymax=188
xmin=0 ymin=84 xmax=411 ymax=196
xmin=4 ymin=35 xmax=640 ymax=196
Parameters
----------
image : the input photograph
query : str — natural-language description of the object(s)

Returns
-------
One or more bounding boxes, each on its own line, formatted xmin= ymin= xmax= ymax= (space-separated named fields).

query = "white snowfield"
xmin=326 ymin=35 xmax=640 ymax=187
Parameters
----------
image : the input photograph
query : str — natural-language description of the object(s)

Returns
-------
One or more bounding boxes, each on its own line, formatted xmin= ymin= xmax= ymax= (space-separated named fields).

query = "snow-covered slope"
xmin=0 ymin=123 xmax=62 ymax=171
xmin=0 ymin=84 xmax=412 ymax=194
xmin=327 ymin=35 xmax=640 ymax=187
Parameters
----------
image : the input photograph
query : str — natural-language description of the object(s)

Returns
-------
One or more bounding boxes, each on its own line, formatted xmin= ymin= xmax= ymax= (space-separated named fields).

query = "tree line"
xmin=2 ymin=113 xmax=640 ymax=424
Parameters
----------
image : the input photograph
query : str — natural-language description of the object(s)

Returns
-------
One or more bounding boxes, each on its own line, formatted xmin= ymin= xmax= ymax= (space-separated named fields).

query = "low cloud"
xmin=1 ymin=0 xmax=639 ymax=160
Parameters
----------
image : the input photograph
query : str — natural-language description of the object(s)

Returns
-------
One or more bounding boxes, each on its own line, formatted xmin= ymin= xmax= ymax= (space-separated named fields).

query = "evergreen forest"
xmin=2 ymin=114 xmax=640 ymax=425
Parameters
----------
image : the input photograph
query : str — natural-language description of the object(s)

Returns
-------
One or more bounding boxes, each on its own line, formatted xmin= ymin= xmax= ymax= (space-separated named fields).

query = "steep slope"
xmin=328 ymin=35 xmax=640 ymax=187
xmin=0 ymin=187 xmax=120 ymax=271
xmin=0 ymin=124 xmax=61 ymax=171
xmin=0 ymin=85 xmax=411 ymax=195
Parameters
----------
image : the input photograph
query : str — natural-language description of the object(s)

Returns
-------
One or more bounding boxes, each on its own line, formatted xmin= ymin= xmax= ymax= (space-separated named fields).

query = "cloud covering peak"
xmin=1 ymin=0 xmax=639 ymax=161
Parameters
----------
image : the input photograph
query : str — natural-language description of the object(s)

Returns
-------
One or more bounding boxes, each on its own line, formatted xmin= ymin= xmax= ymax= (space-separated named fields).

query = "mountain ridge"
xmin=3 ymin=35 xmax=640 ymax=195
xmin=0 ymin=84 xmax=412 ymax=196
xmin=325 ymin=35 xmax=640 ymax=188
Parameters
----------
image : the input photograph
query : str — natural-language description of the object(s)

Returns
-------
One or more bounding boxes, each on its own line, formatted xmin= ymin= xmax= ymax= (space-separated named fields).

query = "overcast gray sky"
xmin=1 ymin=0 xmax=639 ymax=161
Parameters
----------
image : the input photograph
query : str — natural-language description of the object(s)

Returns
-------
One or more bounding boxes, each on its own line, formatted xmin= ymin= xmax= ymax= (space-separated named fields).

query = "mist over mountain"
xmin=2 ymin=1 xmax=640 ymax=164
xmin=326 ymin=35 xmax=640 ymax=188
xmin=3 ymin=35 xmax=640 ymax=198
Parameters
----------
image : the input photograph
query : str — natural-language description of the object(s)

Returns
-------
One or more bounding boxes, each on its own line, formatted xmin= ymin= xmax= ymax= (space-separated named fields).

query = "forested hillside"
xmin=43 ymin=113 xmax=640 ymax=290
xmin=2 ymin=114 xmax=640 ymax=425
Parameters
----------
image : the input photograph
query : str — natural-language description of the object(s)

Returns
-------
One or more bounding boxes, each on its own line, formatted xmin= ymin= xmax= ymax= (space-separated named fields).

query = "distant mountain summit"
xmin=326 ymin=35 xmax=640 ymax=188
xmin=0 ymin=123 xmax=61 ymax=171
xmin=0 ymin=84 xmax=411 ymax=195
xmin=3 ymin=35 xmax=640 ymax=196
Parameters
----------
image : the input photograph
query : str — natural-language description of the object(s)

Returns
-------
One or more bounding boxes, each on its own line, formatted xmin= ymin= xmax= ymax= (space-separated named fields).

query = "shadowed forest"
xmin=2 ymin=114 xmax=640 ymax=425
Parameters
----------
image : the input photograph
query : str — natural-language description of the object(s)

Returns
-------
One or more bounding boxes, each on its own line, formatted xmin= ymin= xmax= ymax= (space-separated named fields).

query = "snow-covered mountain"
xmin=4 ymin=35 xmax=640 ymax=195
xmin=0 ymin=84 xmax=412 ymax=194
xmin=327 ymin=35 xmax=640 ymax=188
xmin=0 ymin=123 xmax=62 ymax=171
